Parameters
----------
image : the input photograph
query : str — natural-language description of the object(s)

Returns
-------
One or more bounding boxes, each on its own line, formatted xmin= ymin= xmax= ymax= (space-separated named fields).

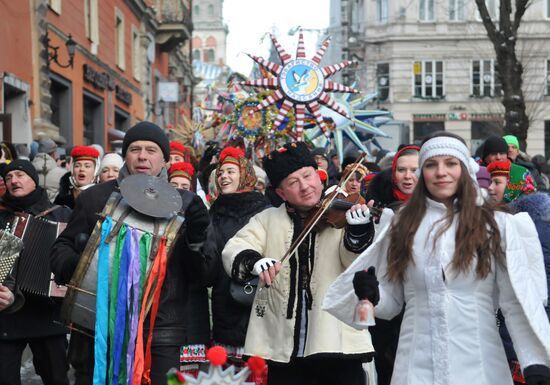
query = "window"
xmin=476 ymin=0 xmax=499 ymax=21
xmin=206 ymin=49 xmax=215 ymax=63
xmin=48 ymin=0 xmax=62 ymax=14
xmin=546 ymin=0 xmax=550 ymax=19
xmin=472 ymin=59 xmax=502 ymax=97
xmin=546 ymin=60 xmax=550 ymax=95
xmin=414 ymin=122 xmax=444 ymax=142
xmin=193 ymin=49 xmax=201 ymax=61
xmin=419 ymin=0 xmax=435 ymax=21
xmin=194 ymin=5 xmax=200 ymax=16
xmin=376 ymin=0 xmax=388 ymax=23
xmin=545 ymin=120 xmax=550 ymax=159
xmin=208 ymin=4 xmax=214 ymax=16
xmin=413 ymin=61 xmax=444 ymax=98
xmin=84 ymin=0 xmax=99 ymax=45
xmin=115 ymin=10 xmax=125 ymax=70
xmin=449 ymin=0 xmax=464 ymax=21
xmin=132 ymin=27 xmax=140 ymax=80
xmin=376 ymin=63 xmax=390 ymax=101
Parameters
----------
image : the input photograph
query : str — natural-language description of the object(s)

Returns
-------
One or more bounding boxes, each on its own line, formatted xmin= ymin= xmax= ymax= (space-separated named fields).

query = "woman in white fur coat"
xmin=323 ymin=132 xmax=550 ymax=385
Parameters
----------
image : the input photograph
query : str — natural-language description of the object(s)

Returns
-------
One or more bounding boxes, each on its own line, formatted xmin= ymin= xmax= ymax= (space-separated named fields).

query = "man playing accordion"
xmin=0 ymin=159 xmax=72 ymax=385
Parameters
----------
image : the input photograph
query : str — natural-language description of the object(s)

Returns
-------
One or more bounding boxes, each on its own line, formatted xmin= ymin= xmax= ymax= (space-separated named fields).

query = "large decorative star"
xmin=306 ymin=91 xmax=392 ymax=162
xmin=242 ymin=31 xmax=359 ymax=140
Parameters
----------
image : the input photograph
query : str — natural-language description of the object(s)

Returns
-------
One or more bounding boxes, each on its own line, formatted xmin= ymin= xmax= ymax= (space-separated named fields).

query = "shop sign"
xmin=413 ymin=113 xmax=446 ymax=122
xmin=115 ymin=85 xmax=132 ymax=105
xmin=83 ymin=64 xmax=115 ymax=91
xmin=469 ymin=113 xmax=504 ymax=122
xmin=447 ymin=112 xmax=469 ymax=121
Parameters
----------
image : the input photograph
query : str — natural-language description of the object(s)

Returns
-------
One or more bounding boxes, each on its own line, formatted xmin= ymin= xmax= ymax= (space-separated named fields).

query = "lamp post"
xmin=45 ymin=32 xmax=76 ymax=69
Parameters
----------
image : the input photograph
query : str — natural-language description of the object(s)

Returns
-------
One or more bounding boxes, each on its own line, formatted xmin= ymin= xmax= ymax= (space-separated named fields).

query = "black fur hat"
xmin=263 ymin=142 xmax=317 ymax=188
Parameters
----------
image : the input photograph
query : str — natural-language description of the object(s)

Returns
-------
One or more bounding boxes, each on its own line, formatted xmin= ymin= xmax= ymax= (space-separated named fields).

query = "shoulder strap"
xmin=35 ymin=205 xmax=63 ymax=218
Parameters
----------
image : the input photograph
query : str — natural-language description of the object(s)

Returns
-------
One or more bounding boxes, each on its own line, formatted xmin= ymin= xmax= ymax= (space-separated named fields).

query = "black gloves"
xmin=184 ymin=194 xmax=210 ymax=245
xmin=525 ymin=365 xmax=550 ymax=385
xmin=353 ymin=266 xmax=380 ymax=306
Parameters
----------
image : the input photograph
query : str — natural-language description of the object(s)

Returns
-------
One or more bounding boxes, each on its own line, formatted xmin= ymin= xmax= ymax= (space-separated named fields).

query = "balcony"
xmin=155 ymin=0 xmax=192 ymax=51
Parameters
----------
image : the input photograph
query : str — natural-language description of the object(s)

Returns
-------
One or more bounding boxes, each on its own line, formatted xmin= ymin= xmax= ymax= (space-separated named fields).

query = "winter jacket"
xmin=222 ymin=204 xmax=374 ymax=363
xmin=0 ymin=187 xmax=72 ymax=340
xmin=365 ymin=168 xmax=402 ymax=211
xmin=324 ymin=202 xmax=550 ymax=385
xmin=500 ymin=192 xmax=550 ymax=362
xmin=203 ymin=191 xmax=270 ymax=346
xmin=32 ymin=153 xmax=68 ymax=202
xmin=49 ymin=169 xmax=211 ymax=346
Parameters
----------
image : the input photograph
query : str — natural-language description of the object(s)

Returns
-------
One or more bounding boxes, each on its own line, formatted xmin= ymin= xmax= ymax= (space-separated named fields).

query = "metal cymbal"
xmin=119 ymin=174 xmax=183 ymax=218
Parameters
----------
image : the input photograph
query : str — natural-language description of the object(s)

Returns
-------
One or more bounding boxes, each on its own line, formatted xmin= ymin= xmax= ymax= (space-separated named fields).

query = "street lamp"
xmin=45 ymin=32 xmax=76 ymax=69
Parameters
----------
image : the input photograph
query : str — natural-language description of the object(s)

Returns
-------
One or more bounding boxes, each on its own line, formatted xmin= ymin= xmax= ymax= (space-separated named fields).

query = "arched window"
xmin=194 ymin=5 xmax=200 ymax=16
xmin=206 ymin=49 xmax=215 ymax=63
xmin=206 ymin=36 xmax=217 ymax=47
xmin=192 ymin=36 xmax=202 ymax=49
xmin=193 ymin=49 xmax=201 ymax=61
xmin=208 ymin=4 xmax=214 ymax=16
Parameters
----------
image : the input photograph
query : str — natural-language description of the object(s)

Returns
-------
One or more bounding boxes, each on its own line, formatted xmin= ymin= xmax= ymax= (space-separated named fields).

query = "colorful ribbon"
xmin=108 ymin=225 xmax=127 ymax=384
xmin=112 ymin=228 xmax=132 ymax=384
xmin=92 ymin=216 xmax=112 ymax=385
xmin=132 ymin=237 xmax=168 ymax=385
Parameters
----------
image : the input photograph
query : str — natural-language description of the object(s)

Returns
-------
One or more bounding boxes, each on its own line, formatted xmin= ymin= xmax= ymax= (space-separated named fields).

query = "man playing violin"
xmin=222 ymin=142 xmax=374 ymax=385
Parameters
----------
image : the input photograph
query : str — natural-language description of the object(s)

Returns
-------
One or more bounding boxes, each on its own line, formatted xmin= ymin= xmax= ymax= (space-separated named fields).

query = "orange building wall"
xmin=47 ymin=1 xmax=146 ymax=148
xmin=0 ymin=1 xmax=34 ymax=103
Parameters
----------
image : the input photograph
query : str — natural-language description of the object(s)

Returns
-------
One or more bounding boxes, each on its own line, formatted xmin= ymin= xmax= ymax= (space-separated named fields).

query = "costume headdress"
xmin=170 ymin=141 xmax=190 ymax=162
xmin=263 ymin=142 xmax=317 ymax=188
xmin=504 ymin=163 xmax=537 ymax=203
xmin=70 ymin=146 xmax=101 ymax=186
xmin=486 ymin=160 xmax=511 ymax=179
xmin=168 ymin=162 xmax=195 ymax=182
xmin=215 ymin=147 xmax=256 ymax=193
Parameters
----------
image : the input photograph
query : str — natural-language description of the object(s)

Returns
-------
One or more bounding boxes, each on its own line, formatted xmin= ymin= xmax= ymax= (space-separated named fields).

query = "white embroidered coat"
xmin=221 ymin=205 xmax=374 ymax=363
xmin=323 ymin=199 xmax=550 ymax=385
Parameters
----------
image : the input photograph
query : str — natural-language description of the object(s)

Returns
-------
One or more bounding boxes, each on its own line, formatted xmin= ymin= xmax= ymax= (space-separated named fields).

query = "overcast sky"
xmin=223 ymin=0 xmax=330 ymax=76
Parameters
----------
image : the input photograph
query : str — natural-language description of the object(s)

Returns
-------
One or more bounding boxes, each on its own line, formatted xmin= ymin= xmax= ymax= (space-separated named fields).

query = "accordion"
xmin=12 ymin=212 xmax=67 ymax=297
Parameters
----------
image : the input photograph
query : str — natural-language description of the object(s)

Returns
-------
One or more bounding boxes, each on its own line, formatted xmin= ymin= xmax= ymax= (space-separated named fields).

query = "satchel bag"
xmin=229 ymin=277 xmax=259 ymax=307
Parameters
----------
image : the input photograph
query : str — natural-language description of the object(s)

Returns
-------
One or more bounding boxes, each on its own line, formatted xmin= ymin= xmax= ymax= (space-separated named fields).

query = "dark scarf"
xmin=1 ymin=186 xmax=47 ymax=212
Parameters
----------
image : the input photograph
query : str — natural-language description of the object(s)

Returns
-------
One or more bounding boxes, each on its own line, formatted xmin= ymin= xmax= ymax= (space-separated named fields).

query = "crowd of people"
xmin=0 ymin=122 xmax=549 ymax=385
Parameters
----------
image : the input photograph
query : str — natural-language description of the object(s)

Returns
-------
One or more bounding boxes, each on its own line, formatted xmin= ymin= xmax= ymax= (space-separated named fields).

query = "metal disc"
xmin=119 ymin=174 xmax=182 ymax=218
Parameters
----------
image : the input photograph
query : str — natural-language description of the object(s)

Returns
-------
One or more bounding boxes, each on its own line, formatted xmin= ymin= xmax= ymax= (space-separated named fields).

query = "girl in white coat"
xmin=324 ymin=132 xmax=550 ymax=385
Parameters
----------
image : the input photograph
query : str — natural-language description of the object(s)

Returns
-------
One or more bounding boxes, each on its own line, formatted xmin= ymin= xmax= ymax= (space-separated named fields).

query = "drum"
xmin=61 ymin=192 xmax=184 ymax=331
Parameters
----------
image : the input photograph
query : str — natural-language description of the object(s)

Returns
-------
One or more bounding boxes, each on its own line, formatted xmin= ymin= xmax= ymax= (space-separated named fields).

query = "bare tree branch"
xmin=513 ymin=0 xmax=531 ymax=33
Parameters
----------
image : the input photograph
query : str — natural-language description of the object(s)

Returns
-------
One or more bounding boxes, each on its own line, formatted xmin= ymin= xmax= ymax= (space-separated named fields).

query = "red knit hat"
xmin=219 ymin=147 xmax=245 ymax=167
xmin=71 ymin=146 xmax=100 ymax=163
xmin=487 ymin=160 xmax=511 ymax=179
xmin=168 ymin=162 xmax=195 ymax=181
xmin=170 ymin=141 xmax=189 ymax=159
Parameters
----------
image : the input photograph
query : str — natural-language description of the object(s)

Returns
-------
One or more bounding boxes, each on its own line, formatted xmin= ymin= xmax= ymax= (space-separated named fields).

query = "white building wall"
xmin=332 ymin=0 xmax=550 ymax=155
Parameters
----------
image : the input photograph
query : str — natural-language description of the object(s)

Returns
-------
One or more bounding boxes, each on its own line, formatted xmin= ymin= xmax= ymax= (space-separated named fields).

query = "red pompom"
xmin=317 ymin=168 xmax=328 ymax=183
xmin=364 ymin=173 xmax=378 ymax=182
xmin=487 ymin=160 xmax=511 ymax=175
xmin=206 ymin=346 xmax=227 ymax=366
xmin=246 ymin=356 xmax=266 ymax=375
xmin=168 ymin=162 xmax=195 ymax=180
xmin=70 ymin=146 xmax=100 ymax=161
xmin=170 ymin=141 xmax=188 ymax=154
xmin=219 ymin=147 xmax=245 ymax=164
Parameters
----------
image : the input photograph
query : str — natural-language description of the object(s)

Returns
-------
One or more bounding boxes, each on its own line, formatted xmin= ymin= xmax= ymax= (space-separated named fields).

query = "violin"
xmin=305 ymin=191 xmax=366 ymax=229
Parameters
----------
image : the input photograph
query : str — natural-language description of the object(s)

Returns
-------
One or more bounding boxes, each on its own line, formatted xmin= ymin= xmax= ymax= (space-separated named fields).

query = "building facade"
xmin=336 ymin=0 xmax=550 ymax=157
xmin=0 ymin=0 xmax=193 ymax=150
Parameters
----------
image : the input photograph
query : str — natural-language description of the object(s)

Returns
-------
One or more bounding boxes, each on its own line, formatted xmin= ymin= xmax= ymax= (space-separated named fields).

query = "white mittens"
xmin=252 ymin=258 xmax=279 ymax=276
xmin=345 ymin=207 xmax=371 ymax=225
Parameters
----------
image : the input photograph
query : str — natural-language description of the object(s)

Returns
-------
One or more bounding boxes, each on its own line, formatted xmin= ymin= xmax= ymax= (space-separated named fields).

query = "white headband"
xmin=418 ymin=136 xmax=483 ymax=205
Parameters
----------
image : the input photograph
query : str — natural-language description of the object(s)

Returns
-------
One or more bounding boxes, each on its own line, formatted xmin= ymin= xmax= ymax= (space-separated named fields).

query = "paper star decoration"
xmin=307 ymin=91 xmax=392 ymax=162
xmin=241 ymin=31 xmax=359 ymax=140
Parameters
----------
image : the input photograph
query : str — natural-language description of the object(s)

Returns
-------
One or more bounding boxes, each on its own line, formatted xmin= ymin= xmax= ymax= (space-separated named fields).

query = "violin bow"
xmin=279 ymin=151 xmax=369 ymax=264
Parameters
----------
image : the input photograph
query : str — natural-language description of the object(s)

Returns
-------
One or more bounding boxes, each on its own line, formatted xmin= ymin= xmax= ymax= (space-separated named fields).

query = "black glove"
xmin=185 ymin=194 xmax=210 ymax=244
xmin=525 ymin=365 xmax=550 ymax=385
xmin=353 ymin=266 xmax=380 ymax=306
